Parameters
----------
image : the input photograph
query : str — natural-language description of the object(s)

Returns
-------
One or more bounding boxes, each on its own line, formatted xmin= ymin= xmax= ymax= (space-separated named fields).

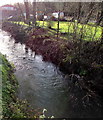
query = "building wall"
xmin=0 ymin=5 xmax=18 ymax=20
xmin=2 ymin=7 xmax=16 ymax=11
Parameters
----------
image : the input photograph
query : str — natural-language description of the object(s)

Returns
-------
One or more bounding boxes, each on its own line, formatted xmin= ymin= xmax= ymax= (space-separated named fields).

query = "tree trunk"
xmin=101 ymin=22 xmax=103 ymax=43
xmin=96 ymin=2 xmax=103 ymax=26
xmin=33 ymin=0 xmax=36 ymax=26
xmin=24 ymin=0 xmax=30 ymax=23
xmin=57 ymin=11 xmax=60 ymax=38
xmin=77 ymin=2 xmax=82 ymax=23
xmin=84 ymin=2 xmax=95 ymax=24
xmin=17 ymin=3 xmax=25 ymax=22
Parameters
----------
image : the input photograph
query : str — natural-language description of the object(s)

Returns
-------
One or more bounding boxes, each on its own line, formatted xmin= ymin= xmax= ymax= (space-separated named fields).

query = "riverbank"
xmin=0 ymin=53 xmax=39 ymax=118
xmin=2 ymin=21 xmax=103 ymax=99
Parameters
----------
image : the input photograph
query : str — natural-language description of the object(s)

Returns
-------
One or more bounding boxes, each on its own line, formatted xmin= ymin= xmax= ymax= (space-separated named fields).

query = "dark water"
xmin=0 ymin=30 xmax=103 ymax=118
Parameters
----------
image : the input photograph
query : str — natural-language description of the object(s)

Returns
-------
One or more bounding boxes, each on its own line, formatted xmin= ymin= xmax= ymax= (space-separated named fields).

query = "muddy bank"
xmin=2 ymin=21 xmax=103 ymax=99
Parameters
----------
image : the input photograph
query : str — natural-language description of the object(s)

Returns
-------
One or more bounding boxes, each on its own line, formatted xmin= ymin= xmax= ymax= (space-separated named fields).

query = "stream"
xmin=0 ymin=30 xmax=103 ymax=118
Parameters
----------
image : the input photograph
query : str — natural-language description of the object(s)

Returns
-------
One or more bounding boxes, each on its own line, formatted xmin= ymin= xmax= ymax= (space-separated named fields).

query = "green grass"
xmin=37 ymin=21 xmax=102 ymax=41
xmin=11 ymin=21 xmax=29 ymax=27
xmin=10 ymin=20 xmax=102 ymax=41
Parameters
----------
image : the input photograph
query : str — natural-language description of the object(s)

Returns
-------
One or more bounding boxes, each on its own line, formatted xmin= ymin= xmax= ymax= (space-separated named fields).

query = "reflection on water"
xmin=0 ymin=30 xmax=103 ymax=118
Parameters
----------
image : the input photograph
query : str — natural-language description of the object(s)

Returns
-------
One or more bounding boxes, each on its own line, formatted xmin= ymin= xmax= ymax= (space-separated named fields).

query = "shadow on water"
xmin=0 ymin=30 xmax=103 ymax=118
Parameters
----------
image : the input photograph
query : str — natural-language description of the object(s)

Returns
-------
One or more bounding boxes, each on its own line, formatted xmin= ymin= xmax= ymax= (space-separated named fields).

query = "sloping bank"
xmin=0 ymin=53 xmax=39 ymax=118
xmin=2 ymin=21 xmax=103 ymax=99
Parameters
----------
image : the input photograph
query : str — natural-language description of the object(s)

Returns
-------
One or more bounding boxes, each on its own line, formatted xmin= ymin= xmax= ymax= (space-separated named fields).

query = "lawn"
xmin=37 ymin=21 xmax=102 ymax=41
xmin=10 ymin=20 xmax=102 ymax=41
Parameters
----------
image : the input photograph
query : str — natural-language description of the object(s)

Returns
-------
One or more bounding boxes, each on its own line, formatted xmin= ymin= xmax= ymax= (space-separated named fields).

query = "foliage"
xmin=2 ymin=21 xmax=28 ymax=44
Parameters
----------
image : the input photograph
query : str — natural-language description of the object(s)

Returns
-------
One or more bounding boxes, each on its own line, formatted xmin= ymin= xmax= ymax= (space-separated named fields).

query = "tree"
xmin=96 ymin=2 xmax=103 ymax=26
xmin=77 ymin=2 xmax=82 ymax=23
xmin=32 ymin=0 xmax=36 ymax=26
xmin=84 ymin=2 xmax=95 ymax=24
xmin=24 ymin=0 xmax=30 ymax=23
xmin=17 ymin=3 xmax=25 ymax=22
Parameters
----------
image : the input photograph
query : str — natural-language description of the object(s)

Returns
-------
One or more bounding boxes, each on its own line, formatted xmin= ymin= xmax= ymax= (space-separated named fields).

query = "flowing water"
xmin=0 ymin=30 xmax=103 ymax=118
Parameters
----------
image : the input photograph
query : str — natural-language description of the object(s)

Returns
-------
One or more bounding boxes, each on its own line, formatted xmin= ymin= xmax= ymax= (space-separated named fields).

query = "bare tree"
xmin=17 ymin=3 xmax=25 ymax=22
xmin=57 ymin=10 xmax=60 ymax=38
xmin=77 ymin=2 xmax=82 ymax=23
xmin=101 ymin=27 xmax=103 ymax=43
xmin=32 ymin=0 xmax=36 ymax=26
xmin=84 ymin=2 xmax=95 ymax=24
xmin=56 ymin=3 xmax=66 ymax=38
xmin=96 ymin=2 xmax=103 ymax=26
xmin=56 ymin=3 xmax=61 ymax=38
xmin=24 ymin=0 xmax=30 ymax=23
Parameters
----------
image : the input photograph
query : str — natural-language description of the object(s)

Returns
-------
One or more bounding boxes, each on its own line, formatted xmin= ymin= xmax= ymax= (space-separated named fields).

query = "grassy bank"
xmin=11 ymin=20 xmax=102 ymax=41
xmin=0 ymin=53 xmax=18 ymax=118
xmin=0 ymin=53 xmax=39 ymax=118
